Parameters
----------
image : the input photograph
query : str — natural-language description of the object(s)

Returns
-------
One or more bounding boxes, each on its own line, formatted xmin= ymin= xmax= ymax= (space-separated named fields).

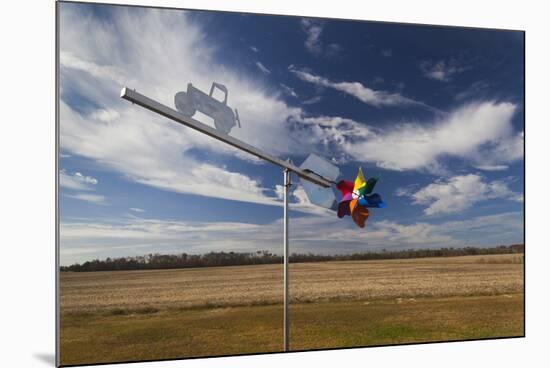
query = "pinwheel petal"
xmin=365 ymin=193 xmax=384 ymax=207
xmin=337 ymin=200 xmax=351 ymax=218
xmin=336 ymin=180 xmax=355 ymax=197
xmin=349 ymin=198 xmax=358 ymax=214
xmin=351 ymin=205 xmax=370 ymax=228
xmin=364 ymin=177 xmax=378 ymax=195
xmin=354 ymin=167 xmax=366 ymax=192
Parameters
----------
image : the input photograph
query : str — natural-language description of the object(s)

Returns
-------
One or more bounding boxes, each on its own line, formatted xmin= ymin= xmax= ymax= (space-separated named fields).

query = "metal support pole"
xmin=283 ymin=168 xmax=291 ymax=352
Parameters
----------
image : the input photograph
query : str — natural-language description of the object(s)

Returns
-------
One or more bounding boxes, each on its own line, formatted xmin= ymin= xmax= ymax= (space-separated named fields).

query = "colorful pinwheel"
xmin=336 ymin=168 xmax=385 ymax=228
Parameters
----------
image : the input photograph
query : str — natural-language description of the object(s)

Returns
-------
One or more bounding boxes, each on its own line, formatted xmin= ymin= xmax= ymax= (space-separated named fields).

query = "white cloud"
xmin=344 ymin=101 xmax=523 ymax=172
xmin=89 ymin=108 xmax=120 ymax=123
xmin=59 ymin=6 xmax=313 ymax=206
xmin=287 ymin=101 xmax=522 ymax=173
xmin=60 ymin=169 xmax=107 ymax=205
xmin=280 ymin=83 xmax=298 ymax=98
xmin=66 ymin=193 xmax=107 ymax=204
xmin=473 ymin=164 xmax=509 ymax=171
xmin=60 ymin=51 xmax=128 ymax=86
xmin=255 ymin=61 xmax=271 ymax=74
xmin=273 ymin=184 xmax=333 ymax=216
xmin=381 ymin=49 xmax=392 ymax=57
xmin=410 ymin=174 xmax=523 ymax=215
xmin=289 ymin=66 xmax=435 ymax=110
xmin=301 ymin=19 xmax=324 ymax=55
xmin=394 ymin=185 xmax=417 ymax=197
xmin=59 ymin=7 xmax=303 ymax=157
xmin=290 ymin=115 xmax=371 ymax=163
xmin=60 ymin=218 xmax=280 ymax=265
xmin=59 ymin=210 xmax=523 ymax=265
xmin=455 ymin=81 xmax=491 ymax=101
xmin=442 ymin=211 xmax=523 ymax=237
xmin=325 ymin=43 xmax=343 ymax=57
xmin=292 ymin=185 xmax=310 ymax=204
xmin=474 ymin=131 xmax=524 ymax=167
xmin=58 ymin=5 xmax=524 ymax=201
xmin=59 ymin=170 xmax=98 ymax=191
xmin=289 ymin=185 xmax=335 ymax=216
xmin=420 ymin=59 xmax=466 ymax=82
xmin=250 ymin=46 xmax=259 ymax=53
xmin=129 ymin=207 xmax=146 ymax=213
xmin=60 ymin=101 xmax=281 ymax=206
xmin=63 ymin=6 xmax=459 ymax=206
xmin=274 ymin=185 xmax=284 ymax=200
xmin=300 ymin=19 xmax=342 ymax=57
xmin=302 ymin=96 xmax=322 ymax=105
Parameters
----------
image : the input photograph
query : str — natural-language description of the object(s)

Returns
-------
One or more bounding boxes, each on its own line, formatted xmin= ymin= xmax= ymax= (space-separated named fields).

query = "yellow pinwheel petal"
xmin=354 ymin=167 xmax=366 ymax=192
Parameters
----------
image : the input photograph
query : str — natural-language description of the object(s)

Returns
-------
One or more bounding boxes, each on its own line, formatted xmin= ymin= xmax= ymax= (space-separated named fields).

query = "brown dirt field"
xmin=59 ymin=254 xmax=524 ymax=365
xmin=60 ymin=254 xmax=524 ymax=315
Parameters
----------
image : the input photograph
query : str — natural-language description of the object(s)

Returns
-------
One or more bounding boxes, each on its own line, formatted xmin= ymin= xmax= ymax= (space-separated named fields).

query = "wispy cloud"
xmin=394 ymin=185 xmax=418 ymax=198
xmin=408 ymin=174 xmax=523 ymax=215
xmin=381 ymin=49 xmax=392 ymax=57
xmin=473 ymin=164 xmax=509 ymax=171
xmin=129 ymin=207 xmax=146 ymax=213
xmin=250 ymin=46 xmax=259 ymax=53
xmin=300 ymin=19 xmax=342 ymax=57
xmin=340 ymin=101 xmax=523 ymax=173
xmin=59 ymin=6 xmax=304 ymax=206
xmin=289 ymin=66 xmax=437 ymax=111
xmin=301 ymin=19 xmax=324 ymax=55
xmin=60 ymin=51 xmax=128 ymax=86
xmin=455 ymin=81 xmax=491 ymax=101
xmin=60 ymin=210 xmax=523 ymax=265
xmin=274 ymin=99 xmax=523 ymax=173
xmin=420 ymin=59 xmax=466 ymax=82
xmin=60 ymin=170 xmax=98 ymax=191
xmin=60 ymin=169 xmax=107 ymax=205
xmin=59 ymin=5 xmax=523 ymax=202
xmin=66 ymin=193 xmax=107 ymax=204
xmin=60 ymin=101 xmax=281 ymax=206
xmin=301 ymin=95 xmax=322 ymax=105
xmin=289 ymin=185 xmax=336 ymax=216
xmin=255 ymin=61 xmax=271 ymax=74
xmin=280 ymin=83 xmax=298 ymax=98
xmin=89 ymin=108 xmax=120 ymax=123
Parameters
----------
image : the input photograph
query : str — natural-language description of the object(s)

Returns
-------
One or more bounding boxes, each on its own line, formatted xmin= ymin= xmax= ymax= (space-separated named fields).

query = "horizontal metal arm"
xmin=120 ymin=87 xmax=332 ymax=188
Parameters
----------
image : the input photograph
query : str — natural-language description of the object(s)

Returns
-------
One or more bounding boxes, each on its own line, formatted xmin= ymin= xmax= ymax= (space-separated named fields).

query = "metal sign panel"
xmin=174 ymin=82 xmax=241 ymax=134
xmin=299 ymin=153 xmax=340 ymax=209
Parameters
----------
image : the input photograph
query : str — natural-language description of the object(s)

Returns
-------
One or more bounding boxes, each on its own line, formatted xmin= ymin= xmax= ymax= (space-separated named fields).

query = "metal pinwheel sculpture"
xmin=336 ymin=168 xmax=386 ymax=228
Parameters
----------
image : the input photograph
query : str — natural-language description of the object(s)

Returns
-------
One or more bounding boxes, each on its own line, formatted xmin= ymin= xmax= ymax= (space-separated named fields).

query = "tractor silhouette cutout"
xmin=174 ymin=82 xmax=241 ymax=134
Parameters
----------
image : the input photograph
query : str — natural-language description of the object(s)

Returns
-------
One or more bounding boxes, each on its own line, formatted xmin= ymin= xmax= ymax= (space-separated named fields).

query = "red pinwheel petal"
xmin=336 ymin=180 xmax=355 ymax=197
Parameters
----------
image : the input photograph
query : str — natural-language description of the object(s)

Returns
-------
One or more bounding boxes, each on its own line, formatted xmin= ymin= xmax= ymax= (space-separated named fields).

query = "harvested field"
xmin=60 ymin=254 xmax=524 ymax=315
xmin=59 ymin=254 xmax=524 ymax=365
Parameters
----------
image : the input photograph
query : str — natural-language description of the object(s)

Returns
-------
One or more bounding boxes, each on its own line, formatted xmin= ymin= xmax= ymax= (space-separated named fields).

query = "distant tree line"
xmin=60 ymin=244 xmax=524 ymax=272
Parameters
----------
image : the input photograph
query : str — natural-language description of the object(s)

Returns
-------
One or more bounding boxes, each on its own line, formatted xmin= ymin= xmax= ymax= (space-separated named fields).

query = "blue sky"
xmin=58 ymin=2 xmax=524 ymax=266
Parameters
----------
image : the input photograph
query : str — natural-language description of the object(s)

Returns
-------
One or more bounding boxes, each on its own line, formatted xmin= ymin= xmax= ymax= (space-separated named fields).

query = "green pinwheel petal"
xmin=364 ymin=177 xmax=378 ymax=194
xmin=357 ymin=185 xmax=368 ymax=196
